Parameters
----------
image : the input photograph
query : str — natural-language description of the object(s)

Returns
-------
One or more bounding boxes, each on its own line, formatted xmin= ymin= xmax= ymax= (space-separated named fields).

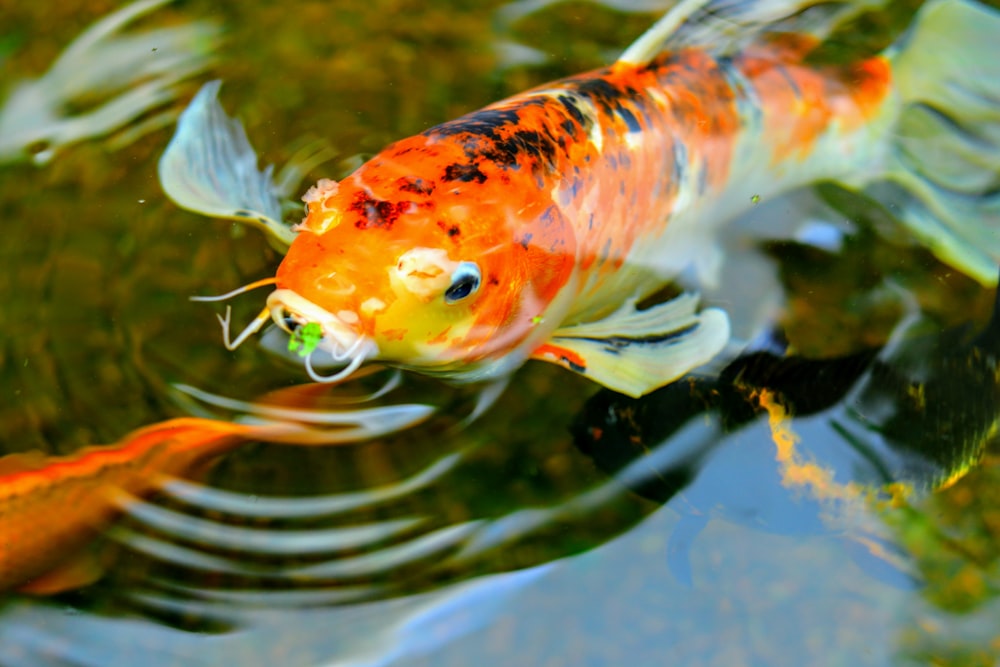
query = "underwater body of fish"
xmin=0 ymin=386 xmax=434 ymax=595
xmin=0 ymin=419 xmax=258 ymax=594
xmin=161 ymin=0 xmax=1000 ymax=398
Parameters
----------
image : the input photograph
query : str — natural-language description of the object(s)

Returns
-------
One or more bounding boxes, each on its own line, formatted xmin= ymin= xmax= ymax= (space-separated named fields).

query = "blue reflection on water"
xmin=0 ymin=564 xmax=554 ymax=667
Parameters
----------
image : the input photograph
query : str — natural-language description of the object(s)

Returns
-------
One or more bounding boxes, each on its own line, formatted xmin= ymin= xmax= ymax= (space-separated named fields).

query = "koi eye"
xmin=444 ymin=262 xmax=481 ymax=304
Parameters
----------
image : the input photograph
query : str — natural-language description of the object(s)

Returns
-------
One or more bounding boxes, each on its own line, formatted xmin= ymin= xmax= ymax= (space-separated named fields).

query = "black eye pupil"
xmin=444 ymin=262 xmax=481 ymax=304
xmin=446 ymin=277 xmax=476 ymax=301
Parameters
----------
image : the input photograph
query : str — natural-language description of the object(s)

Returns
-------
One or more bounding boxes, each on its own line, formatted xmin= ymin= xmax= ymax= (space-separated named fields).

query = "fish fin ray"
xmin=618 ymin=0 xmax=880 ymax=66
xmin=158 ymin=81 xmax=296 ymax=250
xmin=532 ymin=293 xmax=730 ymax=397
xmin=873 ymin=0 xmax=1000 ymax=286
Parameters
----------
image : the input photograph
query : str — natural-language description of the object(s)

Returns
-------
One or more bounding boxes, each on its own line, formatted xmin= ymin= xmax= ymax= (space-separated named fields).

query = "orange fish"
xmin=0 ymin=418 xmax=264 ymax=594
xmin=0 ymin=388 xmax=434 ymax=594
xmin=161 ymin=0 xmax=1000 ymax=397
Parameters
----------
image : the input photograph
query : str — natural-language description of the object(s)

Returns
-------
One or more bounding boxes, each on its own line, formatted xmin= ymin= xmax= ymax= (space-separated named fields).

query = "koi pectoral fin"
xmin=531 ymin=293 xmax=730 ymax=398
xmin=158 ymin=81 xmax=297 ymax=251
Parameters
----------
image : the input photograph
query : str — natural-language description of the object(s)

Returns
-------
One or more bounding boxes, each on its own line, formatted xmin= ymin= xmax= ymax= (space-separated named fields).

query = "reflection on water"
xmin=888 ymin=463 xmax=1000 ymax=666
xmin=0 ymin=563 xmax=554 ymax=667
xmin=1 ymin=0 xmax=999 ymax=666
xmin=575 ymin=270 xmax=1000 ymax=586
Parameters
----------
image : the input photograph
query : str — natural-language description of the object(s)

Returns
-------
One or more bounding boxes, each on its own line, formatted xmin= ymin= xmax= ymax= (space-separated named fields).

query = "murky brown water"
xmin=1 ymin=1 xmax=998 ymax=665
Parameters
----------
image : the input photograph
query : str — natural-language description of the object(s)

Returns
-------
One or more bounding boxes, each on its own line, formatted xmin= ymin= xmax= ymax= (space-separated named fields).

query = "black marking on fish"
xmin=556 ymin=94 xmax=590 ymax=130
xmin=443 ymin=163 xmax=487 ymax=184
xmin=350 ymin=192 xmax=407 ymax=230
xmin=429 ymin=101 xmax=564 ymax=173
xmin=397 ymin=177 xmax=435 ymax=195
xmin=559 ymin=322 xmax=699 ymax=349
xmin=575 ymin=78 xmax=626 ymax=116
xmin=618 ymin=107 xmax=642 ymax=133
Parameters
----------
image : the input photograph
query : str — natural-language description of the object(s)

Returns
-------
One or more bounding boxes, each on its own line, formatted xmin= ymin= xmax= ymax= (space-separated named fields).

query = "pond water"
xmin=1 ymin=1 xmax=998 ymax=665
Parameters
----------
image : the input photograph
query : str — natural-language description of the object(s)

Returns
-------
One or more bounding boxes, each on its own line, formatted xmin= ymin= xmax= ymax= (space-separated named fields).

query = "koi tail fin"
xmin=879 ymin=0 xmax=1000 ymax=285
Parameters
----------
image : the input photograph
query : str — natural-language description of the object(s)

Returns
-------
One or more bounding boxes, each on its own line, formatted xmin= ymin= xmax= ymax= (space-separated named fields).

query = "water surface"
xmin=1 ymin=1 xmax=998 ymax=665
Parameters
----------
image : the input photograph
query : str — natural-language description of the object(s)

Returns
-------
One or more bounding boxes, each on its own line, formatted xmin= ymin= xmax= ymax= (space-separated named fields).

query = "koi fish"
xmin=161 ymin=0 xmax=1000 ymax=397
xmin=0 ymin=391 xmax=434 ymax=594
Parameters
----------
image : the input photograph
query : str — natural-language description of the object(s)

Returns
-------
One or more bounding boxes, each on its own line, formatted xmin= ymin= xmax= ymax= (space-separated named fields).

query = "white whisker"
xmin=221 ymin=305 xmax=272 ymax=350
xmin=190 ymin=276 xmax=278 ymax=303
xmin=305 ymin=345 xmax=368 ymax=384
xmin=329 ymin=335 xmax=365 ymax=362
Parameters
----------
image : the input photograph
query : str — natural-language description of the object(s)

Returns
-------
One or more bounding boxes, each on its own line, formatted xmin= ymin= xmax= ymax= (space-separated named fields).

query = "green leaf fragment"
xmin=287 ymin=322 xmax=324 ymax=357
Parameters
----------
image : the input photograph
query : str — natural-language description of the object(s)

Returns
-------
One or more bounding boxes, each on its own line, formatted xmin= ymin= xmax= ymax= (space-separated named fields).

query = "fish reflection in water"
xmin=0 ymin=0 xmax=218 ymax=166
xmin=574 ymin=271 xmax=1000 ymax=586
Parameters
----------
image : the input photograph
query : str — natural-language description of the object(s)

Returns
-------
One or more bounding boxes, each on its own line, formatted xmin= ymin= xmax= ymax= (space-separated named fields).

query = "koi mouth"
xmin=266 ymin=288 xmax=378 ymax=383
xmin=191 ymin=279 xmax=377 ymax=384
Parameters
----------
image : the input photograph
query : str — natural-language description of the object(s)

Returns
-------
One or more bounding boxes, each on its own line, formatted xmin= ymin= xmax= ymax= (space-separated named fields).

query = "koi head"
xmin=268 ymin=136 xmax=576 ymax=383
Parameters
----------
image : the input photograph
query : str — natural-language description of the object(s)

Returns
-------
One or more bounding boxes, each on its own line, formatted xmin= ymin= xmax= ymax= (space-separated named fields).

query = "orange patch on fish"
xmin=736 ymin=36 xmax=893 ymax=163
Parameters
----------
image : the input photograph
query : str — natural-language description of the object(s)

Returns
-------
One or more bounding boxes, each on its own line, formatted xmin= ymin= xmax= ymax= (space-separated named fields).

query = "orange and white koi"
xmin=161 ymin=0 xmax=1000 ymax=397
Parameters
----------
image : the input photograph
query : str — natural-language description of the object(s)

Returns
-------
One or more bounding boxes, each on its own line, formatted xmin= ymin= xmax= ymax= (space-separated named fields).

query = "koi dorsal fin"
xmin=617 ymin=0 xmax=881 ymax=66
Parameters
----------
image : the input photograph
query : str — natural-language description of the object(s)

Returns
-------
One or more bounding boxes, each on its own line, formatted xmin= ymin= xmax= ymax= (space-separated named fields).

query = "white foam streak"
xmin=119 ymin=492 xmax=425 ymax=555
xmin=158 ymin=450 xmax=463 ymax=519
